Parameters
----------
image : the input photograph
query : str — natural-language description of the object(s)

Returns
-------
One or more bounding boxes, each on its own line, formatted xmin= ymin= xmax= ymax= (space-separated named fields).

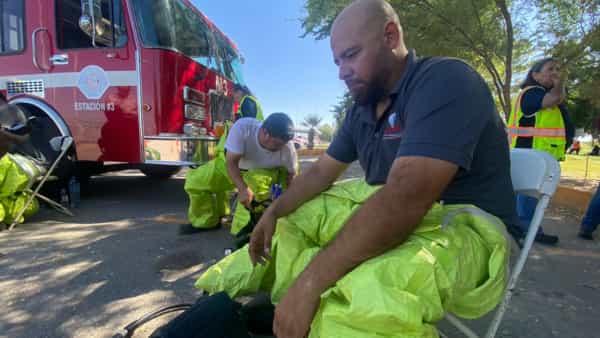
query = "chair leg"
xmin=484 ymin=195 xmax=550 ymax=338
xmin=34 ymin=192 xmax=74 ymax=216
xmin=445 ymin=314 xmax=480 ymax=338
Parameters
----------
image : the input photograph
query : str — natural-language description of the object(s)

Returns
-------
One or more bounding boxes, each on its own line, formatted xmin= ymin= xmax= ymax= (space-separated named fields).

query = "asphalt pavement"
xmin=0 ymin=157 xmax=599 ymax=338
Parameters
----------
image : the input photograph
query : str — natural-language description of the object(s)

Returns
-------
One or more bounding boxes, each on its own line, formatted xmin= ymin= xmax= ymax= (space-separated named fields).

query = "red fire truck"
xmin=0 ymin=0 xmax=244 ymax=179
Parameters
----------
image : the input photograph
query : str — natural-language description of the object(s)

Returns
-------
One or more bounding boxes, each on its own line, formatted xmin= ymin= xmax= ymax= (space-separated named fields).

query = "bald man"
xmin=245 ymin=0 xmax=517 ymax=337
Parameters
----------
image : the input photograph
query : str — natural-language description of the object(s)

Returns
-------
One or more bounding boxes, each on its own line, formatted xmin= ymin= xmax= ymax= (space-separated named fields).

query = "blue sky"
xmin=193 ymin=0 xmax=345 ymax=127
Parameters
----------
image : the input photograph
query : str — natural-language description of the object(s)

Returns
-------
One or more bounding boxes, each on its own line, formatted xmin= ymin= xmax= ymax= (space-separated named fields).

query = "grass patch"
xmin=561 ymin=154 xmax=600 ymax=180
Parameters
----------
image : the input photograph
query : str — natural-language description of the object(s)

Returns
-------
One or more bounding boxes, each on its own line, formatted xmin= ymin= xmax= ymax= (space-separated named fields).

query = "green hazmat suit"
xmin=195 ymin=179 xmax=509 ymax=338
xmin=185 ymin=124 xmax=288 ymax=233
xmin=0 ymin=154 xmax=40 ymax=225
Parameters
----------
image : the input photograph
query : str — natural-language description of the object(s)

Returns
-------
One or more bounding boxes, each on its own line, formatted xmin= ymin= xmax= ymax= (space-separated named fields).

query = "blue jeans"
xmin=516 ymin=194 xmax=544 ymax=234
xmin=581 ymin=185 xmax=600 ymax=233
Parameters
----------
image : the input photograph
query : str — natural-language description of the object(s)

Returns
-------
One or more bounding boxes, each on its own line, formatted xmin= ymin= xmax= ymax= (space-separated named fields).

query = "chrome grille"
xmin=7 ymin=80 xmax=45 ymax=99
xmin=209 ymin=92 xmax=234 ymax=128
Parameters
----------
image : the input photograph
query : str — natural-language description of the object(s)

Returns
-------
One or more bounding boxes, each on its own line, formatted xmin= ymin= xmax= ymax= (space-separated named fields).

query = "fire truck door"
xmin=50 ymin=0 xmax=140 ymax=162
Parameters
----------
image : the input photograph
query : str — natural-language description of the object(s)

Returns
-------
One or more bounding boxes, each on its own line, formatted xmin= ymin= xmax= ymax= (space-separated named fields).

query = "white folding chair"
xmin=441 ymin=149 xmax=561 ymax=338
xmin=8 ymin=136 xmax=75 ymax=230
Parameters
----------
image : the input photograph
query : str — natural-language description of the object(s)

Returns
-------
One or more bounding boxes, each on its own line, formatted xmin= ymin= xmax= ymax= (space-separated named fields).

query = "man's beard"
xmin=352 ymin=82 xmax=386 ymax=105
xmin=348 ymin=71 xmax=388 ymax=105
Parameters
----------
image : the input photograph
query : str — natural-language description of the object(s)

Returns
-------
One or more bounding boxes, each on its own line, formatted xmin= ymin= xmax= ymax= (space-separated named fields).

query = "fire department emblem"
xmin=77 ymin=65 xmax=109 ymax=99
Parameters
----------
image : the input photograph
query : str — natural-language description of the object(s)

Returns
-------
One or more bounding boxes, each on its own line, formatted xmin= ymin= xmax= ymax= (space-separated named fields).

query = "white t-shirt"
xmin=224 ymin=118 xmax=297 ymax=175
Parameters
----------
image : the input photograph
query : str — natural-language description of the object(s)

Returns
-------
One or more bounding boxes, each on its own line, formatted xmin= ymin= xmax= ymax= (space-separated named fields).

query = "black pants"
xmin=150 ymin=293 xmax=275 ymax=338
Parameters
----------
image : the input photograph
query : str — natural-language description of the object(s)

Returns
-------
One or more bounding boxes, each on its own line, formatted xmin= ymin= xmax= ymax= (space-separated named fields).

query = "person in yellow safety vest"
xmin=181 ymin=114 xmax=297 ymax=235
xmin=507 ymin=58 xmax=574 ymax=246
xmin=232 ymin=84 xmax=264 ymax=121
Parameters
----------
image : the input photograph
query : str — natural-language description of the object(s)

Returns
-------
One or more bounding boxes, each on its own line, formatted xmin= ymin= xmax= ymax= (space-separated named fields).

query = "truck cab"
xmin=0 ymin=0 xmax=244 ymax=179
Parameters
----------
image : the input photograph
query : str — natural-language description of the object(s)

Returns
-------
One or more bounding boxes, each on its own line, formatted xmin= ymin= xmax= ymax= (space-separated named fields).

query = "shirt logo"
xmin=384 ymin=112 xmax=402 ymax=140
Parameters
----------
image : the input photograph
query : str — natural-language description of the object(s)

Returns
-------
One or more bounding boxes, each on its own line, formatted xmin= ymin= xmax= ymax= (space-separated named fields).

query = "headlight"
xmin=183 ymin=122 xmax=207 ymax=136
xmin=184 ymin=104 xmax=206 ymax=121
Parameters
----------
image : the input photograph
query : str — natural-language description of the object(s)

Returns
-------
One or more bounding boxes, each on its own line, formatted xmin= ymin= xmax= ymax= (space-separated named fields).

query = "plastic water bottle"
xmin=60 ymin=188 xmax=69 ymax=207
xmin=68 ymin=177 xmax=80 ymax=208
xmin=276 ymin=184 xmax=283 ymax=198
xmin=270 ymin=184 xmax=281 ymax=200
xmin=270 ymin=184 xmax=283 ymax=200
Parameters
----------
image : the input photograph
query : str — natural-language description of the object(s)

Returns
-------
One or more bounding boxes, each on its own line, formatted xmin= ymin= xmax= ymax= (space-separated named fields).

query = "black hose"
xmin=114 ymin=304 xmax=192 ymax=338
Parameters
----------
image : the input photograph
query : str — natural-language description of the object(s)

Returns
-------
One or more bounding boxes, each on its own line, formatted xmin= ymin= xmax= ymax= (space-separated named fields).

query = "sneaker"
xmin=534 ymin=233 xmax=559 ymax=246
xmin=179 ymin=223 xmax=221 ymax=235
xmin=220 ymin=215 xmax=233 ymax=227
xmin=578 ymin=229 xmax=594 ymax=240
xmin=179 ymin=224 xmax=203 ymax=235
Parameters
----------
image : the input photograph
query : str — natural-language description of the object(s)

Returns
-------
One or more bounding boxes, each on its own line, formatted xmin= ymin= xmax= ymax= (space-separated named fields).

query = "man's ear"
xmin=383 ymin=22 xmax=401 ymax=49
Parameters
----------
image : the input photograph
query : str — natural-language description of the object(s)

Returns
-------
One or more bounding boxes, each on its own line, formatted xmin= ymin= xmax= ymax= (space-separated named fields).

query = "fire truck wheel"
xmin=140 ymin=165 xmax=181 ymax=179
xmin=13 ymin=105 xmax=75 ymax=179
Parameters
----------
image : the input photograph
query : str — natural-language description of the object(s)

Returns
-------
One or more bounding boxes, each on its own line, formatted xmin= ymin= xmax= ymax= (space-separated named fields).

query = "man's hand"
xmin=273 ymin=276 xmax=321 ymax=338
xmin=249 ymin=209 xmax=277 ymax=265
xmin=239 ymin=186 xmax=254 ymax=208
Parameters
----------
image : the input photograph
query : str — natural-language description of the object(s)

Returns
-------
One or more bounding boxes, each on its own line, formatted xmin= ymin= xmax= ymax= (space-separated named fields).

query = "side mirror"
xmin=78 ymin=0 xmax=105 ymax=47
xmin=78 ymin=14 xmax=93 ymax=36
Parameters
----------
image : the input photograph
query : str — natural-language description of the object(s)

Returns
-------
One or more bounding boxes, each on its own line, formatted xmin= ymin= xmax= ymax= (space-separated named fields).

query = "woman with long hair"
xmin=507 ymin=58 xmax=574 ymax=245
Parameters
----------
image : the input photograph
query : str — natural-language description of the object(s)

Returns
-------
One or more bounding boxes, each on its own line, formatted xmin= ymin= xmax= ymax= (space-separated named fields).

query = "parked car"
xmin=292 ymin=136 xmax=308 ymax=150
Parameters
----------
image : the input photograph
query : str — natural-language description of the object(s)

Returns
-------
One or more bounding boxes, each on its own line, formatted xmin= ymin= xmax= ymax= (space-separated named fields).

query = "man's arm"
xmin=286 ymin=172 xmax=295 ymax=186
xmin=285 ymin=143 xmax=298 ymax=186
xmin=0 ymin=129 xmax=28 ymax=143
xmin=288 ymin=156 xmax=456 ymax=300
xmin=273 ymin=156 xmax=457 ymax=338
xmin=273 ymin=154 xmax=347 ymax=217
xmin=226 ymin=151 xmax=253 ymax=208
xmin=248 ymin=154 xmax=348 ymax=264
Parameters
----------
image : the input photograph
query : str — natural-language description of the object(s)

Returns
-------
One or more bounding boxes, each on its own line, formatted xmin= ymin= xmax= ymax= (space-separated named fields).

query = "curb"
xmin=295 ymin=151 xmax=593 ymax=212
xmin=297 ymin=149 xmax=326 ymax=156
xmin=552 ymin=186 xmax=594 ymax=212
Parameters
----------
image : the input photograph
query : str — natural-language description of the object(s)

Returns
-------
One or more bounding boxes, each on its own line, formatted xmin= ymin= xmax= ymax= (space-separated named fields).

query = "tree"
xmin=302 ymin=115 xmax=323 ymax=149
xmin=534 ymin=0 xmax=600 ymax=130
xmin=330 ymin=91 xmax=353 ymax=130
xmin=302 ymin=0 xmax=527 ymax=117
xmin=319 ymin=123 xmax=335 ymax=142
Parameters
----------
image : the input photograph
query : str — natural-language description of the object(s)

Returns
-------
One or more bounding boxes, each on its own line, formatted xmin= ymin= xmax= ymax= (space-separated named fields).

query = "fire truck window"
xmin=214 ymin=35 xmax=245 ymax=84
xmin=0 ymin=0 xmax=25 ymax=54
xmin=131 ymin=0 xmax=213 ymax=65
xmin=56 ymin=0 xmax=128 ymax=49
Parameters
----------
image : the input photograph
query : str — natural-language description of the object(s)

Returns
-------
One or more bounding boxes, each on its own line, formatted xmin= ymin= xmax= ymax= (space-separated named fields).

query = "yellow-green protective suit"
xmin=195 ymin=179 xmax=509 ymax=338
xmin=184 ymin=125 xmax=288 ymax=233
xmin=0 ymin=154 xmax=40 ymax=225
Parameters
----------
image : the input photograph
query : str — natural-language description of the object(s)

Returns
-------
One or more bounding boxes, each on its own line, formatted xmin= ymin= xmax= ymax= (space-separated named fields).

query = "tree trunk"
xmin=496 ymin=0 xmax=514 ymax=118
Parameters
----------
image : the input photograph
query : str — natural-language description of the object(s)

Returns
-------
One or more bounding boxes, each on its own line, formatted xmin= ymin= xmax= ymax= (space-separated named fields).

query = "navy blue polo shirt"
xmin=328 ymin=50 xmax=518 ymax=231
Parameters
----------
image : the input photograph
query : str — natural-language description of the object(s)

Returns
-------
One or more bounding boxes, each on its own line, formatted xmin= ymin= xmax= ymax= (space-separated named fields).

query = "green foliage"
xmin=302 ymin=114 xmax=323 ymax=128
xmin=330 ymin=92 xmax=353 ymax=130
xmin=302 ymin=0 xmax=519 ymax=116
xmin=319 ymin=123 xmax=335 ymax=142
xmin=302 ymin=114 xmax=323 ymax=149
xmin=535 ymin=0 xmax=600 ymax=130
xmin=304 ymin=0 xmax=599 ymax=129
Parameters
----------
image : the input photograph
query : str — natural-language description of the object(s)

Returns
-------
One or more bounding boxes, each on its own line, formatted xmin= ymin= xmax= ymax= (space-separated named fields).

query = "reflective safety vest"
xmin=507 ymin=86 xmax=566 ymax=161
xmin=237 ymin=95 xmax=264 ymax=121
